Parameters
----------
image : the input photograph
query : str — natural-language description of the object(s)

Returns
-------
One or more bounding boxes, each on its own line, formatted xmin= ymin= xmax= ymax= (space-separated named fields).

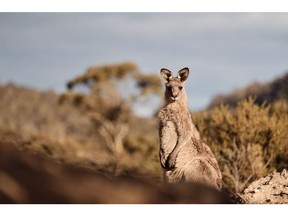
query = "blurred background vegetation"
xmin=0 ymin=62 xmax=287 ymax=193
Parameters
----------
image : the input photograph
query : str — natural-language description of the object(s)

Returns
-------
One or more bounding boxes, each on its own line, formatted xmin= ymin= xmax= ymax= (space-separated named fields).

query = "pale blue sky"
xmin=1 ymin=13 xmax=288 ymax=115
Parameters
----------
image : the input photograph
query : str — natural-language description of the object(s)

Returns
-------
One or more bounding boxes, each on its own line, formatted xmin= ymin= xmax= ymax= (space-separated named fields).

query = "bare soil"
xmin=0 ymin=139 xmax=232 ymax=204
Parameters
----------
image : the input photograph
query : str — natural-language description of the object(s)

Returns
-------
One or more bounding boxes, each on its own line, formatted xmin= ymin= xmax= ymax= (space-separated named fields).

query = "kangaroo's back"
xmin=158 ymin=67 xmax=222 ymax=190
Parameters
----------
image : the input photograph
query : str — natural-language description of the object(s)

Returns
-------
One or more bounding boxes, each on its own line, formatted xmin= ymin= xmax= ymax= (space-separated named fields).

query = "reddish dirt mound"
xmin=0 ymin=140 xmax=231 ymax=204
xmin=240 ymin=169 xmax=288 ymax=204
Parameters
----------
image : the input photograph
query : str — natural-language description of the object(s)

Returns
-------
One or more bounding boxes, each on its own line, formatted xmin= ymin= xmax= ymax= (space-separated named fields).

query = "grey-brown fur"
xmin=158 ymin=67 xmax=222 ymax=190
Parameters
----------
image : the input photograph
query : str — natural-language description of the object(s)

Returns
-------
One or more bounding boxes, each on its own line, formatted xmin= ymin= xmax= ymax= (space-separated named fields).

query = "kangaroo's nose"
xmin=171 ymin=93 xmax=178 ymax=101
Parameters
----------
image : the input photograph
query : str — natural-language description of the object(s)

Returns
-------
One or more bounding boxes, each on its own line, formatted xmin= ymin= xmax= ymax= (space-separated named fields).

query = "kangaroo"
xmin=158 ymin=67 xmax=222 ymax=190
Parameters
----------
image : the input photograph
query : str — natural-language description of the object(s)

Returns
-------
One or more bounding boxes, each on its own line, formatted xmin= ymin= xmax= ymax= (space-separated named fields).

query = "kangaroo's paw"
xmin=160 ymin=156 xmax=166 ymax=169
xmin=159 ymin=150 xmax=167 ymax=168
xmin=165 ymin=154 xmax=176 ymax=170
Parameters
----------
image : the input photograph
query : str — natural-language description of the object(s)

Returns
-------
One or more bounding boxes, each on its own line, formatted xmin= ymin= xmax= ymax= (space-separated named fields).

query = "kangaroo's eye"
xmin=179 ymin=86 xmax=183 ymax=90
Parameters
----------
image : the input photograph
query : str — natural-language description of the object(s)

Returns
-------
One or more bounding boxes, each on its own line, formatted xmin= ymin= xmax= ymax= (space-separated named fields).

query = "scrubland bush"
xmin=194 ymin=98 xmax=288 ymax=192
xmin=0 ymin=82 xmax=161 ymax=182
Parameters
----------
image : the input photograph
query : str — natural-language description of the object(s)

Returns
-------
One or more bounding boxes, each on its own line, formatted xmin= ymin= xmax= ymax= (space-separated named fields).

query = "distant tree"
xmin=208 ymin=72 xmax=288 ymax=109
xmin=60 ymin=62 xmax=162 ymax=159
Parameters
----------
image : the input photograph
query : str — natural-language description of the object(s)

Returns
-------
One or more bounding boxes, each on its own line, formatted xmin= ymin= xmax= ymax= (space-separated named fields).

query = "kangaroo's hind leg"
xmin=183 ymin=159 xmax=221 ymax=190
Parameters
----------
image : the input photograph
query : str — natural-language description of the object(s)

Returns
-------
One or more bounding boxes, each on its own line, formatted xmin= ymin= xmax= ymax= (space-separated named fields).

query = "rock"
xmin=240 ymin=169 xmax=288 ymax=204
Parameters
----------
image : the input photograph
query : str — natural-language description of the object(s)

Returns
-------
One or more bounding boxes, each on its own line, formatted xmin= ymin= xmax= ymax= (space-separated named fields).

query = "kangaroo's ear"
xmin=177 ymin=67 xmax=189 ymax=82
xmin=160 ymin=68 xmax=172 ymax=83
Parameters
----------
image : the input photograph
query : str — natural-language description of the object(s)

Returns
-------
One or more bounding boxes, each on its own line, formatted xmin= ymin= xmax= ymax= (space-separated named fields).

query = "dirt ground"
xmin=0 ymin=140 xmax=232 ymax=204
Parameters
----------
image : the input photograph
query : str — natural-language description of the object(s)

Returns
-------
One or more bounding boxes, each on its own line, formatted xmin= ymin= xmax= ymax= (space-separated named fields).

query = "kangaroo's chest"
xmin=159 ymin=108 xmax=187 ymax=127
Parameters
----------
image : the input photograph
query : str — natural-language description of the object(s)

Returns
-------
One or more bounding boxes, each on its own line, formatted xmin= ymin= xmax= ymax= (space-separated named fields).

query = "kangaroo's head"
xmin=160 ymin=67 xmax=189 ymax=103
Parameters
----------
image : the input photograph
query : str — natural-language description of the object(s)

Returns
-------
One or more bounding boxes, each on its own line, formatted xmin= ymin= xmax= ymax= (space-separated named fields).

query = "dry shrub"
xmin=0 ymin=83 xmax=161 ymax=182
xmin=0 ymin=83 xmax=93 ymax=141
xmin=194 ymin=98 xmax=288 ymax=192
